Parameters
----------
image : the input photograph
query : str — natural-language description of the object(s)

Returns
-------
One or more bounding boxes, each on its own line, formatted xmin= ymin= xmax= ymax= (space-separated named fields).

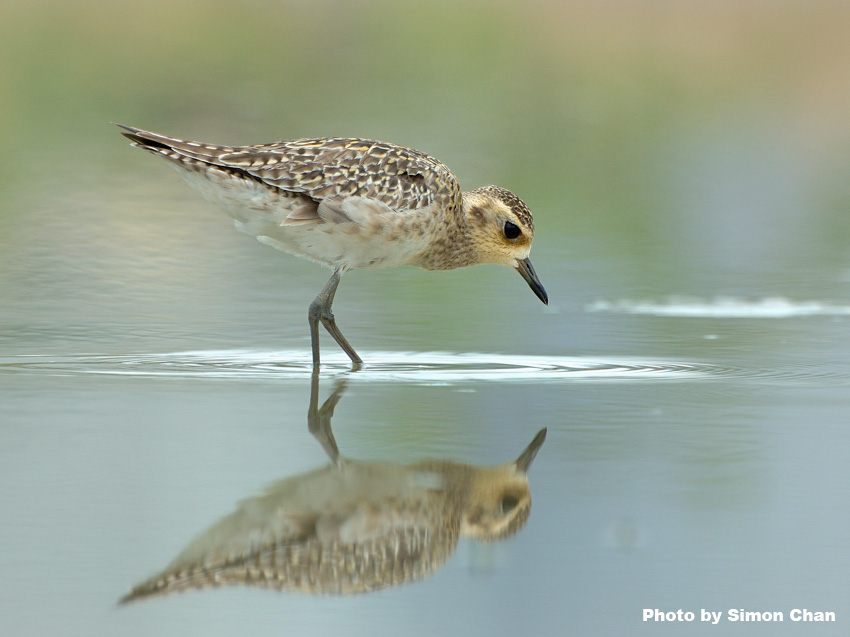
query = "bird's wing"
xmin=119 ymin=466 xmax=459 ymax=602
xmin=117 ymin=125 xmax=462 ymax=216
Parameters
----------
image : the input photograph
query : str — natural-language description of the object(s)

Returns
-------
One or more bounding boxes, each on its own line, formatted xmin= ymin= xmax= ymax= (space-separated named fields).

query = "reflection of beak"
xmin=516 ymin=258 xmax=548 ymax=305
xmin=515 ymin=428 xmax=547 ymax=473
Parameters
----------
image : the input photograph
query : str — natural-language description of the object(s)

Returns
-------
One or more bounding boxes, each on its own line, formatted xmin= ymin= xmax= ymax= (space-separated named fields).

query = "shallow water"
xmin=3 ymin=2 xmax=850 ymax=634
xmin=4 ymin=284 xmax=849 ymax=636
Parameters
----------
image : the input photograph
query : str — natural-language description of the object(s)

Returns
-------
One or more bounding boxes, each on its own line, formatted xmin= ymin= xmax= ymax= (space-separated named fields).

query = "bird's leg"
xmin=308 ymin=268 xmax=363 ymax=368
xmin=307 ymin=369 xmax=346 ymax=467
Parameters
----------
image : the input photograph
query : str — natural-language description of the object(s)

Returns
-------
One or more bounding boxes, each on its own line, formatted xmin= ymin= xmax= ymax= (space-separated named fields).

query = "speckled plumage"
xmin=118 ymin=124 xmax=547 ymax=366
xmin=119 ymin=428 xmax=546 ymax=602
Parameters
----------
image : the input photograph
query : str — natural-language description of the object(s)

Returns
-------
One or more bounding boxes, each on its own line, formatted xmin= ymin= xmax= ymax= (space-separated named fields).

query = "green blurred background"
xmin=4 ymin=0 xmax=848 ymax=249
xmin=3 ymin=0 xmax=849 ymax=356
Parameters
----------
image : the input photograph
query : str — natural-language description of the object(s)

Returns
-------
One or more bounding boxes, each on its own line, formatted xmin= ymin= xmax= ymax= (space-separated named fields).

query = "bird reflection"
xmin=120 ymin=375 xmax=545 ymax=602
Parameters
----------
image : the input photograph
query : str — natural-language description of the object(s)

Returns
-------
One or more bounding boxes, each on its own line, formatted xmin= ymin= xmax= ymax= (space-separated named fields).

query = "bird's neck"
xmin=414 ymin=194 xmax=479 ymax=271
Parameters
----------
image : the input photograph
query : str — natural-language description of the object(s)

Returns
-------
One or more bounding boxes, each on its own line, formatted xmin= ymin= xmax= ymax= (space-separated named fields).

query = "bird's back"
xmin=119 ymin=126 xmax=461 ymax=216
xmin=119 ymin=126 xmax=463 ymax=269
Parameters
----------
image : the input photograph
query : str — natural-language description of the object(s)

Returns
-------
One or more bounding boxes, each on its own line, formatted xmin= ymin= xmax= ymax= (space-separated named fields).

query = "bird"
xmin=119 ymin=422 xmax=547 ymax=602
xmin=117 ymin=124 xmax=548 ymax=367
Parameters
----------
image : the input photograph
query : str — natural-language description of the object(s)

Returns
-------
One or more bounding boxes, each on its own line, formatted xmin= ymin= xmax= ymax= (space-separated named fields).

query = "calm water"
xmin=2 ymin=2 xmax=850 ymax=635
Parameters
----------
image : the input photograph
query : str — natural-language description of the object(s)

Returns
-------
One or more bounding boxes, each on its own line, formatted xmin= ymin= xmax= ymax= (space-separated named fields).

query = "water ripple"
xmin=3 ymin=350 xmax=846 ymax=385
xmin=0 ymin=350 xmax=719 ymax=384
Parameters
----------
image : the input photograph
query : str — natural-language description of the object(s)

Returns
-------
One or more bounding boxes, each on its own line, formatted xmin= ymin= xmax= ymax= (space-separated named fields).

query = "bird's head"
xmin=460 ymin=428 xmax=547 ymax=541
xmin=462 ymin=185 xmax=548 ymax=305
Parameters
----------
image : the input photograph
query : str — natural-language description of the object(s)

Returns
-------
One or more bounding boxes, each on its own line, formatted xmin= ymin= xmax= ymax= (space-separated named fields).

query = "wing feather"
xmin=117 ymin=125 xmax=462 ymax=216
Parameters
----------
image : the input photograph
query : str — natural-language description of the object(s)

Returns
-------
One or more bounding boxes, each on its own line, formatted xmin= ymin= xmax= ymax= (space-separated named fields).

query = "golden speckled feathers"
xmin=120 ymin=515 xmax=458 ymax=601
xmin=117 ymin=125 xmax=462 ymax=217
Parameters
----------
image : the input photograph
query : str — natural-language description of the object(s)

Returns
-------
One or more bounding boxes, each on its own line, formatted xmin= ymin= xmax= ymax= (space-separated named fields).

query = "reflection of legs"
xmin=308 ymin=268 xmax=363 ymax=368
xmin=308 ymin=370 xmax=346 ymax=466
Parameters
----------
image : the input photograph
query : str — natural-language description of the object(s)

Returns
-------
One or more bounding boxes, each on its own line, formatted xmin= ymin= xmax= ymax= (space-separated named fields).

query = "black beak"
xmin=515 ymin=428 xmax=547 ymax=473
xmin=516 ymin=258 xmax=548 ymax=305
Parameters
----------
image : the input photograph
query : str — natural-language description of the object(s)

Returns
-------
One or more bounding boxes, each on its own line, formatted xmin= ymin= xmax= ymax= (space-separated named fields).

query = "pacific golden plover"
xmin=120 ymin=424 xmax=546 ymax=601
xmin=118 ymin=125 xmax=548 ymax=367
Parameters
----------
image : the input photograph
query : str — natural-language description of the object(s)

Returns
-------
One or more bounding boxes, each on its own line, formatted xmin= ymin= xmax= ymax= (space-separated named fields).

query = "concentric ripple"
xmin=0 ymin=350 xmax=721 ymax=383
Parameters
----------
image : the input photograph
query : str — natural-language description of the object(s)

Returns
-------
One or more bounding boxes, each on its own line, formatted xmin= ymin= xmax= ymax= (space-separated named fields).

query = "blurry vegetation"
xmin=1 ymin=0 xmax=848 ymax=261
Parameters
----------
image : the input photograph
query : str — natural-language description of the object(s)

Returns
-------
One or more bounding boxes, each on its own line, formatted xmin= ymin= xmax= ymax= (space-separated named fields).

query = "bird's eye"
xmin=503 ymin=221 xmax=521 ymax=240
xmin=500 ymin=494 xmax=520 ymax=514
